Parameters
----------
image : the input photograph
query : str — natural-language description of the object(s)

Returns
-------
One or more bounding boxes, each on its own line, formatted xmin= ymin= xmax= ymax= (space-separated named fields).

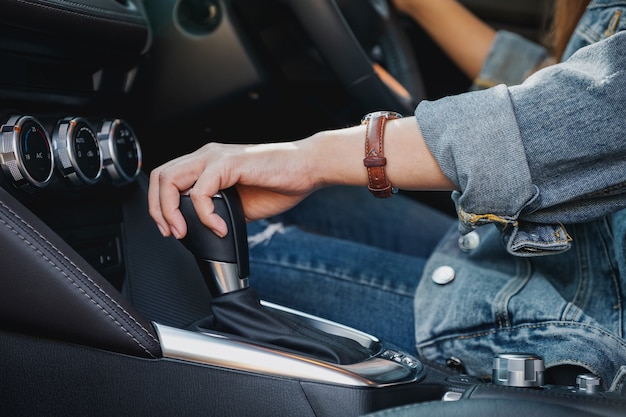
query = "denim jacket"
xmin=414 ymin=0 xmax=626 ymax=389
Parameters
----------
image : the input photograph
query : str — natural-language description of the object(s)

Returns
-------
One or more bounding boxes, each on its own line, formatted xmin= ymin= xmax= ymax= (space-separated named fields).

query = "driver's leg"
xmin=269 ymin=185 xmax=455 ymax=258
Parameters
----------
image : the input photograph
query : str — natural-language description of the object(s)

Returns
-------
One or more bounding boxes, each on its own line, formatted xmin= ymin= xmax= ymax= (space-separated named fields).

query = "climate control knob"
xmin=53 ymin=117 xmax=103 ymax=187
xmin=97 ymin=119 xmax=142 ymax=186
xmin=0 ymin=115 xmax=54 ymax=192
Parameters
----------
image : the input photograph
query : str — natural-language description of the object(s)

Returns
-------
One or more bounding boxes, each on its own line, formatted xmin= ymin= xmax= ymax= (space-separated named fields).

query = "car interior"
xmin=1 ymin=0 xmax=625 ymax=415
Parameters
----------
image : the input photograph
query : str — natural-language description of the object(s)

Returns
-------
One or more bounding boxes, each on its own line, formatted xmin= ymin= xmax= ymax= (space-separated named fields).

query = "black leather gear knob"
xmin=179 ymin=187 xmax=249 ymax=294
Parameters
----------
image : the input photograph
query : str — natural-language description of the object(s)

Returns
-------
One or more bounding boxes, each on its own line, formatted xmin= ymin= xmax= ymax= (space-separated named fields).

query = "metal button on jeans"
xmin=458 ymin=231 xmax=480 ymax=252
xmin=432 ymin=266 xmax=455 ymax=285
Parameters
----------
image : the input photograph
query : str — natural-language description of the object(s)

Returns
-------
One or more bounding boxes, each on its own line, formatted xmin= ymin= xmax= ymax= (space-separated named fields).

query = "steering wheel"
xmin=284 ymin=0 xmax=426 ymax=115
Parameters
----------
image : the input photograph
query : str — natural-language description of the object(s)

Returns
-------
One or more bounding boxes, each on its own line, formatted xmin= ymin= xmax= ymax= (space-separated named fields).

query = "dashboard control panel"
xmin=0 ymin=113 xmax=143 ymax=290
xmin=1 ymin=115 xmax=142 ymax=192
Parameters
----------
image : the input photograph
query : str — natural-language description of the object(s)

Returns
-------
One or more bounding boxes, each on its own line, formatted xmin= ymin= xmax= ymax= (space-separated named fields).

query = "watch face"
xmin=361 ymin=111 xmax=403 ymax=124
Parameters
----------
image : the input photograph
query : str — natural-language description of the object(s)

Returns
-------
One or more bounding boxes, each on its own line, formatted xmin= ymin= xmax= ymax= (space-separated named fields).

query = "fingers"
xmin=148 ymin=162 xmax=191 ymax=239
xmin=148 ymin=144 xmax=234 ymax=239
xmin=188 ymin=188 xmax=228 ymax=238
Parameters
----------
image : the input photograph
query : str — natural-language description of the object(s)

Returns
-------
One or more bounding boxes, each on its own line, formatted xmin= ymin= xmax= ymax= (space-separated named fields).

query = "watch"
xmin=360 ymin=111 xmax=402 ymax=198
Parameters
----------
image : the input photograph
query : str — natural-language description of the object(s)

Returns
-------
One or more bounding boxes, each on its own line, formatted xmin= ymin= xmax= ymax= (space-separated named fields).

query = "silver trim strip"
xmin=260 ymin=300 xmax=380 ymax=350
xmin=154 ymin=322 xmax=420 ymax=387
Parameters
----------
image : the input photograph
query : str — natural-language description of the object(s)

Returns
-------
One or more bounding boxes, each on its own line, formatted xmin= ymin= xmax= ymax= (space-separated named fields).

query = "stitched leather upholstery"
xmin=0 ymin=186 xmax=161 ymax=358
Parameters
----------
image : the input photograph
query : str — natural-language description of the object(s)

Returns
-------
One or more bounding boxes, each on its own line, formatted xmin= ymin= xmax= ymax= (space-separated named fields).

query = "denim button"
xmin=458 ymin=231 xmax=480 ymax=252
xmin=432 ymin=266 xmax=455 ymax=285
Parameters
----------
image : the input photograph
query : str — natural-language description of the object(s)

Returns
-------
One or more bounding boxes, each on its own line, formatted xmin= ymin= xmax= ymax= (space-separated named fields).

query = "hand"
xmin=148 ymin=140 xmax=319 ymax=239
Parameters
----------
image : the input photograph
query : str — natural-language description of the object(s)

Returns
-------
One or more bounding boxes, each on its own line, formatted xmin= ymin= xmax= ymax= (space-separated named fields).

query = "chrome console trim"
xmin=154 ymin=304 xmax=423 ymax=387
xmin=260 ymin=300 xmax=380 ymax=350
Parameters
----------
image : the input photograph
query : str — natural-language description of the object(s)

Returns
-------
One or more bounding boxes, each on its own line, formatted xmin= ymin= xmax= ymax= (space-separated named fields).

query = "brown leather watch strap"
xmin=361 ymin=111 xmax=402 ymax=198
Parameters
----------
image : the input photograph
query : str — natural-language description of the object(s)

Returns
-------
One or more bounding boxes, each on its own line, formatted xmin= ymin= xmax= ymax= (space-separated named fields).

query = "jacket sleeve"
xmin=416 ymin=31 xmax=626 ymax=256
xmin=472 ymin=30 xmax=550 ymax=89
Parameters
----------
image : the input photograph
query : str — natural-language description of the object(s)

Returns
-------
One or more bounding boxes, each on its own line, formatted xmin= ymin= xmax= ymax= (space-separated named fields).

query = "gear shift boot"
xmin=205 ymin=287 xmax=370 ymax=364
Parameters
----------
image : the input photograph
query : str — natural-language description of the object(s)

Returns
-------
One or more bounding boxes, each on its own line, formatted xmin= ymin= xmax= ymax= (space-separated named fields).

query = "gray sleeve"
xmin=415 ymin=32 xmax=626 ymax=255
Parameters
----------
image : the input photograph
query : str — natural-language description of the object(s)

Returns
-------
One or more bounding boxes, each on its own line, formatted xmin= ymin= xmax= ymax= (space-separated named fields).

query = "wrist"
xmin=304 ymin=126 xmax=369 ymax=189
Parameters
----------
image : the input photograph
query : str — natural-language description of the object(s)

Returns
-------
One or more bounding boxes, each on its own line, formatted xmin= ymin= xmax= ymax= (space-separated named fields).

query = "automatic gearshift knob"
xmin=179 ymin=187 xmax=249 ymax=296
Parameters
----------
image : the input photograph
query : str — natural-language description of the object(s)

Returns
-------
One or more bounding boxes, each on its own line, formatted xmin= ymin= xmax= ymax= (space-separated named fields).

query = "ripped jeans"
xmin=246 ymin=185 xmax=455 ymax=354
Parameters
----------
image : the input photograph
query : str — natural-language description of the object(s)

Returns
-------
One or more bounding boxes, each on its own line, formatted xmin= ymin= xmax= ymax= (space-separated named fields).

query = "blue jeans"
xmin=246 ymin=185 xmax=455 ymax=354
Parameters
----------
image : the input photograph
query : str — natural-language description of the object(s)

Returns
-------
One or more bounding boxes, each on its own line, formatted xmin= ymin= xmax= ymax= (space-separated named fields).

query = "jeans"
xmin=246 ymin=185 xmax=455 ymax=354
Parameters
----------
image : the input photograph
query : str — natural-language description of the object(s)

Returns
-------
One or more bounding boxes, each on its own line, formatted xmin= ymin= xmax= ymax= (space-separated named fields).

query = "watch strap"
xmin=362 ymin=111 xmax=401 ymax=198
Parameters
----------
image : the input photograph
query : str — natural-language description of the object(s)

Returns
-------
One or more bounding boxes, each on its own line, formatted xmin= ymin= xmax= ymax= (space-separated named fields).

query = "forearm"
xmin=149 ymin=117 xmax=454 ymax=239
xmin=305 ymin=117 xmax=456 ymax=192
xmin=394 ymin=0 xmax=496 ymax=80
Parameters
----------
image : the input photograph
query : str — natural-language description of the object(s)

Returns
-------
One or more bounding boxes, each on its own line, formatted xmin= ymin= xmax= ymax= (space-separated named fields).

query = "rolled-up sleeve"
xmin=416 ymin=31 xmax=626 ymax=256
xmin=418 ymin=85 xmax=536 ymax=227
xmin=472 ymin=30 xmax=549 ymax=89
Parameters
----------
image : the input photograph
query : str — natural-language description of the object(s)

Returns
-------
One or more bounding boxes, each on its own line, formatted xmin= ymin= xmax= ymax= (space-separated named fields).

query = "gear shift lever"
xmin=179 ymin=188 xmax=249 ymax=296
xmin=178 ymin=187 xmax=371 ymax=364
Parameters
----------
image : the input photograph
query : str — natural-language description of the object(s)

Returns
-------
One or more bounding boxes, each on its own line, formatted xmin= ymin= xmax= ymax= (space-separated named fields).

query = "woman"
xmin=149 ymin=0 xmax=626 ymax=389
